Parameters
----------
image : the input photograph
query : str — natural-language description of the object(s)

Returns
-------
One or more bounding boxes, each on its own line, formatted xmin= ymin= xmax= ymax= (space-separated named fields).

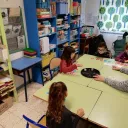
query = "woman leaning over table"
xmin=94 ymin=66 xmax=128 ymax=92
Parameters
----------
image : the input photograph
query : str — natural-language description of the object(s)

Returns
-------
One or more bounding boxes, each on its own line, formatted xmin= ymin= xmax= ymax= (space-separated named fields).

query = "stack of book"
xmin=0 ymin=75 xmax=14 ymax=98
xmin=24 ymin=48 xmax=37 ymax=58
xmin=36 ymin=9 xmax=51 ymax=19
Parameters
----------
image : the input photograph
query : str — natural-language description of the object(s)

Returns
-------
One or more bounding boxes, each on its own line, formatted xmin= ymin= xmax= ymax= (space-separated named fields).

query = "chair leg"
xmin=49 ymin=67 xmax=53 ymax=80
xmin=26 ymin=122 xmax=29 ymax=128
xmin=23 ymin=71 xmax=28 ymax=102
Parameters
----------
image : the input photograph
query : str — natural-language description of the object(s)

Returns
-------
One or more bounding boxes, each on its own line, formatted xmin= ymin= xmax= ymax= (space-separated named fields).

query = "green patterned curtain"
xmin=97 ymin=0 xmax=128 ymax=32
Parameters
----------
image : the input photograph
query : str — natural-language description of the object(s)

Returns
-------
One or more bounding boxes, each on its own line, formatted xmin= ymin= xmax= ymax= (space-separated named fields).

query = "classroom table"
xmin=58 ymin=54 xmax=103 ymax=86
xmin=12 ymin=57 xmax=43 ymax=102
xmin=34 ymin=75 xmax=101 ymax=118
xmin=34 ymin=54 xmax=128 ymax=128
xmin=88 ymin=92 xmax=128 ymax=128
xmin=88 ymin=64 xmax=128 ymax=99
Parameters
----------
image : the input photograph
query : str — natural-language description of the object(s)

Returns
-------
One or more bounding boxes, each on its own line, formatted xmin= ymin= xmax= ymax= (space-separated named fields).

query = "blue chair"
xmin=49 ymin=57 xmax=61 ymax=80
xmin=23 ymin=115 xmax=47 ymax=128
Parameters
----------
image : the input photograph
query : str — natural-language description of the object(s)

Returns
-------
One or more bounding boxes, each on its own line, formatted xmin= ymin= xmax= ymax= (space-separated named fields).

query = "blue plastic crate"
xmin=36 ymin=3 xmax=42 ymax=8
xmin=36 ymin=0 xmax=42 ymax=3
xmin=56 ymin=2 xmax=68 ymax=14
xmin=42 ymin=2 xmax=48 ymax=8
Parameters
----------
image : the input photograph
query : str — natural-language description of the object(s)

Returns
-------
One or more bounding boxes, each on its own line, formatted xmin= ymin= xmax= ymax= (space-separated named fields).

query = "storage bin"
xmin=36 ymin=3 xmax=42 ymax=8
xmin=42 ymin=2 xmax=47 ymax=8
xmin=36 ymin=0 xmax=42 ymax=3
xmin=56 ymin=2 xmax=68 ymax=14
xmin=42 ymin=52 xmax=56 ymax=67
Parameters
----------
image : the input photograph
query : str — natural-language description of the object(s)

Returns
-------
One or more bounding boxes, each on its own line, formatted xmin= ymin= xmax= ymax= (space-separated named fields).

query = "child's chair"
xmin=49 ymin=57 xmax=61 ymax=80
xmin=23 ymin=115 xmax=47 ymax=128
xmin=112 ymin=39 xmax=126 ymax=57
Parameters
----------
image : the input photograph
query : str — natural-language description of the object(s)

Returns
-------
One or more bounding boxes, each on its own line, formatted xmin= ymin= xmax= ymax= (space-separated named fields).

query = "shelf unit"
xmin=0 ymin=9 xmax=17 ymax=101
xmin=23 ymin=0 xmax=81 ymax=83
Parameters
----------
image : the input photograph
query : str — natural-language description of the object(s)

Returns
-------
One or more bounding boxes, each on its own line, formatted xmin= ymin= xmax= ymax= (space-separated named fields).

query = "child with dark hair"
xmin=60 ymin=46 xmax=82 ymax=73
xmin=115 ymin=44 xmax=128 ymax=63
xmin=46 ymin=82 xmax=85 ymax=128
xmin=95 ymin=42 xmax=111 ymax=58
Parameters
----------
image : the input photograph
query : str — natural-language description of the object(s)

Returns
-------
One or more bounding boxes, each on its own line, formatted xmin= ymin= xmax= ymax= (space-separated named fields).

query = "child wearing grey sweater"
xmin=94 ymin=66 xmax=128 ymax=92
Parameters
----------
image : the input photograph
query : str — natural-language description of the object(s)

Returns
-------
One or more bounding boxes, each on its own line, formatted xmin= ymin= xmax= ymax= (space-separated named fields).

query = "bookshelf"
xmin=0 ymin=9 xmax=17 ymax=101
xmin=23 ymin=0 xmax=81 ymax=83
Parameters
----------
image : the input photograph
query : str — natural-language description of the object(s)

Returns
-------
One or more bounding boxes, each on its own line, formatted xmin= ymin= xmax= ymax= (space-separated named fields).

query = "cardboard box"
xmin=0 ymin=97 xmax=13 ymax=115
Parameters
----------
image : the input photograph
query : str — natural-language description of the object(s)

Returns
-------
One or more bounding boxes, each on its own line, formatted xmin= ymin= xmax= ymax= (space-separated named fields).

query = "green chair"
xmin=112 ymin=39 xmax=126 ymax=57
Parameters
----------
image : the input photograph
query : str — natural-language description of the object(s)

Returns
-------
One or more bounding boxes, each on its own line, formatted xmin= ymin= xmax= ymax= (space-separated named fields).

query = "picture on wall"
xmin=98 ymin=0 xmax=128 ymax=32
xmin=0 ymin=7 xmax=26 ymax=52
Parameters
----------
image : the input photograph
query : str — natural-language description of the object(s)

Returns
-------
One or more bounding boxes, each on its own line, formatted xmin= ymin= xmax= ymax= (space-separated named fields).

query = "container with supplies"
xmin=56 ymin=2 xmax=68 ymax=14
xmin=40 ymin=37 xmax=50 ymax=54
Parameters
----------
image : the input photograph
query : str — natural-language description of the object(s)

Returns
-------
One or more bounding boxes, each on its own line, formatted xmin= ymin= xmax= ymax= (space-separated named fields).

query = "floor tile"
xmin=0 ymin=82 xmax=48 ymax=128
xmin=0 ymin=125 xmax=4 ymax=128
xmin=26 ymin=110 xmax=42 ymax=122
xmin=0 ymin=111 xmax=11 ymax=121
xmin=0 ymin=113 xmax=21 ymax=128
xmin=13 ymin=119 xmax=26 ymax=128
xmin=8 ymin=102 xmax=32 ymax=119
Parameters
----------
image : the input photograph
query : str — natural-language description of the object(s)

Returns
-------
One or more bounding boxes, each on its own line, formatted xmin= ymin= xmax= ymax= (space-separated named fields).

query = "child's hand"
xmin=77 ymin=108 xmax=85 ymax=117
xmin=112 ymin=66 xmax=120 ymax=71
xmin=76 ymin=64 xmax=83 ymax=67
xmin=125 ymin=60 xmax=128 ymax=63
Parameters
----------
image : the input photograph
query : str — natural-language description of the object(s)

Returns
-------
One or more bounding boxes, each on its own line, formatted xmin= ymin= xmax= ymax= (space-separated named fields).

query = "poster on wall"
xmin=98 ymin=0 xmax=128 ymax=32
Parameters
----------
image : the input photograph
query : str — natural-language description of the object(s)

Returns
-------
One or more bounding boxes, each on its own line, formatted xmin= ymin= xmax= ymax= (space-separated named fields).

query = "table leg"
xmin=27 ymin=70 xmax=31 ymax=83
xmin=23 ymin=71 xmax=28 ymax=102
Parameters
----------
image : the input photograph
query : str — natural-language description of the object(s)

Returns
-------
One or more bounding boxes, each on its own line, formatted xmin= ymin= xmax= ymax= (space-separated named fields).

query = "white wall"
xmin=0 ymin=0 xmax=30 ymax=88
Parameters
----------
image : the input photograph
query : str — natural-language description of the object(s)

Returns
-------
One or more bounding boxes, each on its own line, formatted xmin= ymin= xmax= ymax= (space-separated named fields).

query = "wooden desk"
xmin=89 ymin=92 xmax=128 ymax=128
xmin=34 ymin=76 xmax=101 ymax=118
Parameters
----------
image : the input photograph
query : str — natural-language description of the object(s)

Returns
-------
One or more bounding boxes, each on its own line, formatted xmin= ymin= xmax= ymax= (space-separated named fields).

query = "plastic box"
xmin=36 ymin=3 xmax=42 ymax=8
xmin=42 ymin=52 xmax=56 ymax=67
xmin=36 ymin=0 xmax=42 ymax=3
xmin=56 ymin=2 xmax=68 ymax=14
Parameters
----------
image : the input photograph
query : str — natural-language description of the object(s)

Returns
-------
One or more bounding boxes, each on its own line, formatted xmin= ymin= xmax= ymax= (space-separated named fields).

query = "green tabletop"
xmin=89 ymin=92 xmax=128 ymax=128
xmin=58 ymin=54 xmax=103 ymax=86
xmin=34 ymin=76 xmax=101 ymax=118
xmin=88 ymin=65 xmax=128 ymax=99
xmin=77 ymin=54 xmax=103 ymax=69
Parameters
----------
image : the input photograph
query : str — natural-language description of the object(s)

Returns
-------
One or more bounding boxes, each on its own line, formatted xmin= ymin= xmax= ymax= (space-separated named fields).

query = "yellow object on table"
xmin=34 ymin=75 xmax=101 ymax=118
xmin=89 ymin=92 xmax=128 ymax=128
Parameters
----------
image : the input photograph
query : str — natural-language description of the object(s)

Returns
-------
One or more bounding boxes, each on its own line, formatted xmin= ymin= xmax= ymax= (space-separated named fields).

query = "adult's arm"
xmin=104 ymin=78 xmax=128 ymax=92
xmin=120 ymin=67 xmax=128 ymax=75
